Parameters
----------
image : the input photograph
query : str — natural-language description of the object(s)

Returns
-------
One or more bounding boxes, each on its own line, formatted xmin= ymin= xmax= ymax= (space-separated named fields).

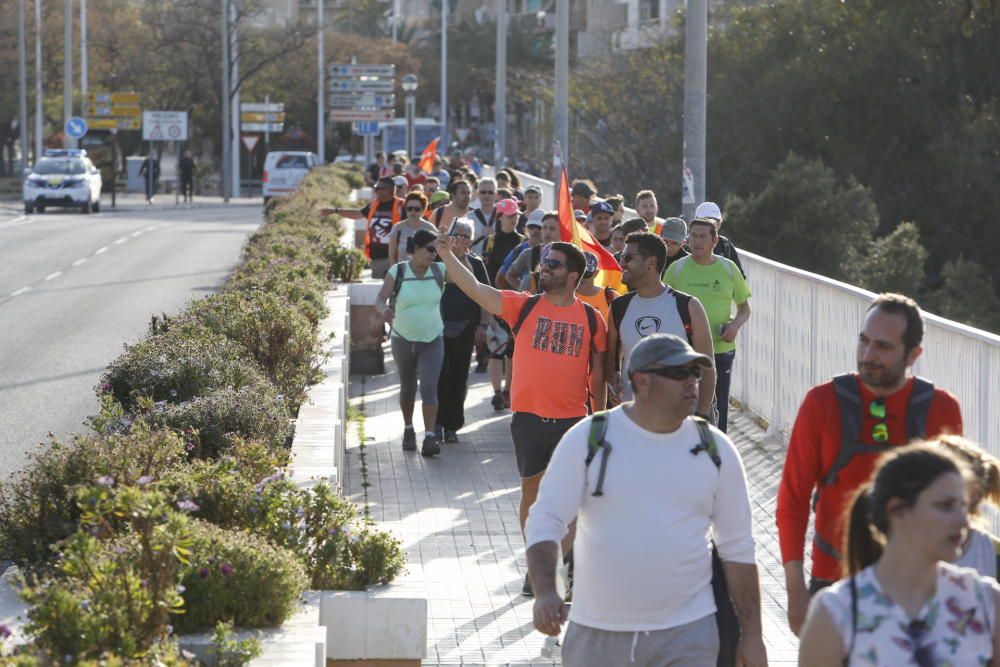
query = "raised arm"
xmin=435 ymin=235 xmax=504 ymax=315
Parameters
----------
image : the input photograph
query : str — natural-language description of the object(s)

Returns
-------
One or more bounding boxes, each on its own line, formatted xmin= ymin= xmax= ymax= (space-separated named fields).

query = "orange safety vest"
xmin=365 ymin=196 xmax=404 ymax=259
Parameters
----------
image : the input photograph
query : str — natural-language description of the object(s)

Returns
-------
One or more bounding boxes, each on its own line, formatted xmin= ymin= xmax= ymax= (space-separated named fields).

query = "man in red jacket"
xmin=776 ymin=293 xmax=962 ymax=635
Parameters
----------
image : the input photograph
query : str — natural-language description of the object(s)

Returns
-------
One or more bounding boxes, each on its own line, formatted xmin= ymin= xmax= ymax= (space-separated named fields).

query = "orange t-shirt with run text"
xmin=500 ymin=291 xmax=607 ymax=419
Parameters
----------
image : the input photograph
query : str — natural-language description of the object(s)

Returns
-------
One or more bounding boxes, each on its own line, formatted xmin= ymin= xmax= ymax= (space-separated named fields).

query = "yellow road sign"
xmin=241 ymin=111 xmax=286 ymax=123
xmin=86 ymin=104 xmax=142 ymax=118
xmin=86 ymin=91 xmax=141 ymax=105
xmin=87 ymin=117 xmax=141 ymax=130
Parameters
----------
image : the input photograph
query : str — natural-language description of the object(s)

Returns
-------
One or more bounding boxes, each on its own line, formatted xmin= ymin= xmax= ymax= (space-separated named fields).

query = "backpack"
xmin=811 ymin=374 xmax=936 ymax=561
xmin=609 ymin=287 xmax=694 ymax=371
xmin=586 ymin=413 xmax=740 ymax=667
xmin=469 ymin=208 xmax=496 ymax=254
xmin=388 ymin=261 xmax=444 ymax=310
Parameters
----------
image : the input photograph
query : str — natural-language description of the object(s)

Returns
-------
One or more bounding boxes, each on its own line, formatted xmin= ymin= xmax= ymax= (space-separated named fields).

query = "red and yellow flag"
xmin=556 ymin=170 xmax=626 ymax=293
xmin=418 ymin=137 xmax=439 ymax=173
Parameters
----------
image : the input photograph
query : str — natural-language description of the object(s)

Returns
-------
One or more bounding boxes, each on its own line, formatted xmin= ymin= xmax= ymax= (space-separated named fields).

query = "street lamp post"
xmin=682 ymin=0 xmax=708 ymax=218
xmin=18 ymin=0 xmax=28 ymax=171
xmin=440 ymin=0 xmax=448 ymax=151
xmin=64 ymin=0 xmax=74 ymax=149
xmin=34 ymin=0 xmax=43 ymax=161
xmin=554 ymin=0 xmax=568 ymax=181
xmin=494 ymin=0 xmax=506 ymax=168
xmin=402 ymin=74 xmax=418 ymax=160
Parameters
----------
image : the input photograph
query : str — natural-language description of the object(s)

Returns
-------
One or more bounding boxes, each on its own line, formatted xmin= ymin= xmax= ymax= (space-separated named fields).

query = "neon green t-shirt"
xmin=663 ymin=256 xmax=750 ymax=354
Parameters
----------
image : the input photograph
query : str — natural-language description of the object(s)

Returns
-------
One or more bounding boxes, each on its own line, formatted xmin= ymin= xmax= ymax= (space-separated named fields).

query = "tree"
xmin=723 ymin=153 xmax=879 ymax=281
xmin=924 ymin=257 xmax=1000 ymax=333
xmin=843 ymin=222 xmax=929 ymax=296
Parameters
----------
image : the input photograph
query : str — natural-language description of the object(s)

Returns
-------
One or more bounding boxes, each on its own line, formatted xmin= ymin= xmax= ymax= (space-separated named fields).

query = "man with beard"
xmin=775 ymin=293 xmax=963 ymax=636
xmin=436 ymin=236 xmax=606 ymax=597
xmin=433 ymin=179 xmax=472 ymax=233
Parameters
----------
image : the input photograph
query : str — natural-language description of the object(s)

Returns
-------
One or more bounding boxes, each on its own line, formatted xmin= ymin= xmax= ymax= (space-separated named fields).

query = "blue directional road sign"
xmin=353 ymin=122 xmax=380 ymax=136
xmin=65 ymin=116 xmax=88 ymax=139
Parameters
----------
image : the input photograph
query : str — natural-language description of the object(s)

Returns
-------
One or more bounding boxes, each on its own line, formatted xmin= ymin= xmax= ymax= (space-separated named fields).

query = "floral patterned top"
xmin=815 ymin=561 xmax=999 ymax=666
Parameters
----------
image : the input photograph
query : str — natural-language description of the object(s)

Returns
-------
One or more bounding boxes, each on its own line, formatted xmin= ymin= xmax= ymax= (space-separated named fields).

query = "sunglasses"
xmin=541 ymin=258 xmax=566 ymax=270
xmin=870 ymin=399 xmax=889 ymax=443
xmin=479 ymin=190 xmax=496 ymax=195
xmin=640 ymin=365 xmax=702 ymax=381
xmin=620 ymin=253 xmax=648 ymax=264
xmin=405 ymin=206 xmax=423 ymax=212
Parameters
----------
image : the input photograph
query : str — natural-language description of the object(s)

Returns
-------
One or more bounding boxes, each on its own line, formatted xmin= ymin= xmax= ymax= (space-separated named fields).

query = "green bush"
xmin=326 ymin=245 xmax=368 ymax=283
xmin=173 ymin=520 xmax=307 ymax=633
xmin=227 ymin=268 xmax=328 ymax=326
xmin=100 ymin=328 xmax=272 ymax=412
xmin=143 ymin=386 xmax=293 ymax=459
xmin=19 ymin=487 xmax=189 ymax=662
xmin=0 ymin=428 xmax=188 ymax=566
xmin=176 ymin=290 xmax=321 ymax=407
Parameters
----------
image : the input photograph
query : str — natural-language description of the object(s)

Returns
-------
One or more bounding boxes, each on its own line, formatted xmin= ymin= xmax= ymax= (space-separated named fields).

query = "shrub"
xmin=0 ymin=428 xmax=188 ymax=566
xmin=173 ymin=520 xmax=307 ymax=633
xmin=326 ymin=245 xmax=367 ymax=283
xmin=176 ymin=290 xmax=321 ymax=407
xmin=100 ymin=328 xmax=272 ymax=412
xmin=227 ymin=269 xmax=328 ymax=326
xmin=19 ymin=487 xmax=189 ymax=662
xmin=143 ymin=387 xmax=293 ymax=459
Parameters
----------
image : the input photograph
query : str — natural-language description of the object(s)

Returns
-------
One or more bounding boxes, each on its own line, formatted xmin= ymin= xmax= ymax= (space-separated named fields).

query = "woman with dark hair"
xmin=374 ymin=228 xmax=448 ymax=458
xmin=798 ymin=442 xmax=1000 ymax=666
xmin=388 ymin=191 xmax=435 ymax=265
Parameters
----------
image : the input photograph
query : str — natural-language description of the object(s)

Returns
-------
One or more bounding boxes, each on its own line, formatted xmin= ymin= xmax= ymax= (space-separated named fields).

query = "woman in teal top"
xmin=374 ymin=228 xmax=448 ymax=458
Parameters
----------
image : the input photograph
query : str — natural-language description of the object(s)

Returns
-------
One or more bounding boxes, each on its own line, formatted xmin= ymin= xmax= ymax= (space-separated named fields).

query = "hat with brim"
xmin=627 ymin=333 xmax=713 ymax=377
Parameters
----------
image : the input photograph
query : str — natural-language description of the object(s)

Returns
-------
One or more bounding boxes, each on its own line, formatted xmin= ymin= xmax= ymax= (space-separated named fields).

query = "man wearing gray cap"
xmin=660 ymin=216 xmax=689 ymax=273
xmin=526 ymin=333 xmax=765 ymax=667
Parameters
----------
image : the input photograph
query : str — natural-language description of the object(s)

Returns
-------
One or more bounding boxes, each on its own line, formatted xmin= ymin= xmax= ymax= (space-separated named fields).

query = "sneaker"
xmin=444 ymin=430 xmax=459 ymax=443
xmin=521 ymin=572 xmax=534 ymax=597
xmin=402 ymin=429 xmax=417 ymax=451
xmin=502 ymin=389 xmax=511 ymax=409
xmin=491 ymin=392 xmax=505 ymax=411
xmin=421 ymin=434 xmax=441 ymax=457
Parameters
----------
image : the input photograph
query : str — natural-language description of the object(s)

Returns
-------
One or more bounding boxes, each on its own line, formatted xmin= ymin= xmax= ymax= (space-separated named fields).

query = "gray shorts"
xmin=562 ymin=614 xmax=718 ymax=667
xmin=370 ymin=257 xmax=391 ymax=279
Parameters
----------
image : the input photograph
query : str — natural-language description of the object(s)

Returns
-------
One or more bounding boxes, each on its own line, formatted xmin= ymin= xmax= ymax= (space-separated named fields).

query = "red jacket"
xmin=776 ymin=375 xmax=962 ymax=581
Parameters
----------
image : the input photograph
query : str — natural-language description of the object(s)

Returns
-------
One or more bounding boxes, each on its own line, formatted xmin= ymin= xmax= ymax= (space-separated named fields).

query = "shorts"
xmin=510 ymin=412 xmax=582 ymax=478
xmin=370 ymin=257 xmax=391 ymax=279
xmin=562 ymin=615 xmax=718 ymax=667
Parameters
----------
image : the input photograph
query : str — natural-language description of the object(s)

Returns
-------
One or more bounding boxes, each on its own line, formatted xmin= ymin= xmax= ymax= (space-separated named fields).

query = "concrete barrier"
xmin=321 ymin=591 xmax=426 ymax=666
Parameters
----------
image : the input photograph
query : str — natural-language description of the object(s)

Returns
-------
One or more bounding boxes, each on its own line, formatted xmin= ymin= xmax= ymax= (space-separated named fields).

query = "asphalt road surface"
xmin=0 ymin=197 xmax=264 ymax=481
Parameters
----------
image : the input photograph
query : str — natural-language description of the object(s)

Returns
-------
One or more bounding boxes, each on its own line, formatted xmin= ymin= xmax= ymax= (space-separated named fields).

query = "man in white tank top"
xmin=607 ymin=232 xmax=717 ymax=411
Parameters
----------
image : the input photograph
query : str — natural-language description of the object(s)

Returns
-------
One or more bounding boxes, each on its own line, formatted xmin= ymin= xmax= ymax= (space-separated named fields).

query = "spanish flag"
xmin=557 ymin=170 xmax=626 ymax=293
xmin=418 ymin=137 xmax=439 ymax=174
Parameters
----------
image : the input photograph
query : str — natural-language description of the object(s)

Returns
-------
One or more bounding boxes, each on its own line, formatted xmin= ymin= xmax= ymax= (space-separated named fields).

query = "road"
xmin=0 ymin=197 xmax=263 ymax=481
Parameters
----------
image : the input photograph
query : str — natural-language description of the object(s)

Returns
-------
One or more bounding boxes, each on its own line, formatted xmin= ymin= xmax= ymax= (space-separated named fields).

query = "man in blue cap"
xmin=588 ymin=200 xmax=615 ymax=248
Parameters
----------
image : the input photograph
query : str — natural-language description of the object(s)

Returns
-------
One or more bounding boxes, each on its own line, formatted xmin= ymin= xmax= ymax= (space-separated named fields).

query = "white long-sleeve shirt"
xmin=525 ymin=408 xmax=756 ymax=632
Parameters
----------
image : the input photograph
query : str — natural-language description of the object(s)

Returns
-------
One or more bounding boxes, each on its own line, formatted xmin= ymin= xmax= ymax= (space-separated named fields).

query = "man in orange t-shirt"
xmin=436 ymin=236 xmax=607 ymax=593
xmin=776 ymin=293 xmax=963 ymax=636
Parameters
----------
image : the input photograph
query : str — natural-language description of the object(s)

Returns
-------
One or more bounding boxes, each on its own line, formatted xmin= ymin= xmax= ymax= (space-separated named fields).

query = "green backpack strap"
xmin=691 ymin=416 xmax=722 ymax=469
xmin=585 ymin=412 xmax=613 ymax=497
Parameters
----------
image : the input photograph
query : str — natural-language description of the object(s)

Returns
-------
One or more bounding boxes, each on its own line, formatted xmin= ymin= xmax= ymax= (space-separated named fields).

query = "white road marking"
xmin=95 ymin=246 xmax=108 ymax=255
xmin=113 ymin=237 xmax=127 ymax=245
xmin=72 ymin=258 xmax=87 ymax=267
xmin=0 ymin=215 xmax=32 ymax=230
xmin=131 ymin=230 xmax=143 ymax=237
xmin=143 ymin=225 xmax=157 ymax=232
xmin=10 ymin=287 xmax=30 ymax=297
xmin=44 ymin=271 xmax=62 ymax=281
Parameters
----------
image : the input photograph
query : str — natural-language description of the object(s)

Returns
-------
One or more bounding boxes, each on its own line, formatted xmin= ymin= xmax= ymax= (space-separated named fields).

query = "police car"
xmin=23 ymin=149 xmax=103 ymax=214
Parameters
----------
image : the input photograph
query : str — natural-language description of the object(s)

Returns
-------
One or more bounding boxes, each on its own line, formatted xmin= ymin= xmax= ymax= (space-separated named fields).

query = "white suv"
xmin=23 ymin=149 xmax=103 ymax=214
xmin=262 ymin=151 xmax=318 ymax=204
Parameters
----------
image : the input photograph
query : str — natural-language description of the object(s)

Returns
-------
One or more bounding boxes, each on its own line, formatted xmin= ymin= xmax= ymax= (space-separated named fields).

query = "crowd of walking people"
xmin=323 ymin=150 xmax=1000 ymax=666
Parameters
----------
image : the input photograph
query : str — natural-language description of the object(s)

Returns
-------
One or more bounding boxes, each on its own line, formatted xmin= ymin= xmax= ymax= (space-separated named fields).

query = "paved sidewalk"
xmin=345 ymin=348 xmax=800 ymax=666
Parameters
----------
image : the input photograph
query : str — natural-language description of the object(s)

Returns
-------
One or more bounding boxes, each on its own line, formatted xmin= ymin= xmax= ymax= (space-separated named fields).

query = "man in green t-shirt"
xmin=662 ymin=218 xmax=751 ymax=432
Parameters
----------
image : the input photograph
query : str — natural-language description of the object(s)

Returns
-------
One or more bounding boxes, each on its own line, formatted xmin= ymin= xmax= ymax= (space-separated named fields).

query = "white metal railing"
xmin=510 ymin=169 xmax=1000 ymax=451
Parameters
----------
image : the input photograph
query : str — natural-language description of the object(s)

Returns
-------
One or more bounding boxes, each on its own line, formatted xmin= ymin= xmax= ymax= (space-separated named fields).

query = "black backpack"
xmin=586 ymin=412 xmax=740 ymax=667
xmin=609 ymin=287 xmax=694 ymax=371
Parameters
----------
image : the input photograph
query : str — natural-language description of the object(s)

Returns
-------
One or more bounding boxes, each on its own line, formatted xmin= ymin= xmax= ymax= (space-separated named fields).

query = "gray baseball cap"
xmin=660 ymin=217 xmax=688 ymax=243
xmin=627 ymin=333 xmax=712 ymax=377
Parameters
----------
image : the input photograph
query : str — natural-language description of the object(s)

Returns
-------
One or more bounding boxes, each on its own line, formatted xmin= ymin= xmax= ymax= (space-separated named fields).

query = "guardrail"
xmin=510 ymin=169 xmax=1000 ymax=452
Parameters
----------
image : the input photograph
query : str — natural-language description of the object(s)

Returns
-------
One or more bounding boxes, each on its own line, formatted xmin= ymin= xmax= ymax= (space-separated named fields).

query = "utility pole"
xmin=230 ymin=0 xmax=240 ymax=197
xmin=391 ymin=0 xmax=399 ymax=42
xmin=682 ymin=0 xmax=707 ymax=219
xmin=317 ymin=0 xmax=325 ymax=163
xmin=80 ymin=0 xmax=88 ymax=99
xmin=64 ymin=0 xmax=75 ymax=149
xmin=494 ymin=0 xmax=506 ymax=168
xmin=554 ymin=0 xmax=569 ymax=181
xmin=440 ymin=0 xmax=448 ymax=150
xmin=18 ymin=0 xmax=29 ymax=169
xmin=221 ymin=0 xmax=230 ymax=201
xmin=34 ymin=0 xmax=43 ymax=161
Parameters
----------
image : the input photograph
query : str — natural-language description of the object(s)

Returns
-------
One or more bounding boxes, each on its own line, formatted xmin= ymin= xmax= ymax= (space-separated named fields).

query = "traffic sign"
xmin=329 ymin=109 xmax=396 ymax=123
xmin=240 ymin=111 xmax=286 ymax=123
xmin=328 ymin=64 xmax=395 ymax=78
xmin=87 ymin=91 xmax=141 ymax=105
xmin=328 ymin=78 xmax=395 ymax=93
xmin=241 ymin=102 xmax=284 ymax=112
xmin=241 ymin=123 xmax=284 ymax=133
xmin=241 ymin=135 xmax=259 ymax=153
xmin=65 ymin=116 xmax=88 ymax=139
xmin=86 ymin=104 xmax=142 ymax=118
xmin=353 ymin=121 xmax=380 ymax=136
xmin=142 ymin=110 xmax=188 ymax=141
xmin=328 ymin=93 xmax=395 ymax=109
xmin=87 ymin=117 xmax=141 ymax=131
